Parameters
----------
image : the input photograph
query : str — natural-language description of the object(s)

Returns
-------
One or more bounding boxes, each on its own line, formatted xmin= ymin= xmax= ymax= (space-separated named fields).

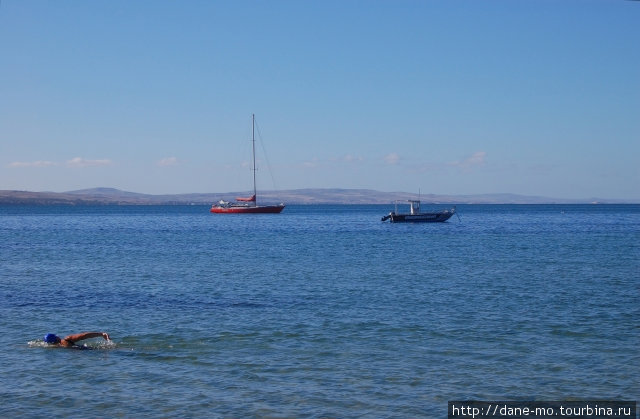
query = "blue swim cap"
xmin=44 ymin=333 xmax=60 ymax=344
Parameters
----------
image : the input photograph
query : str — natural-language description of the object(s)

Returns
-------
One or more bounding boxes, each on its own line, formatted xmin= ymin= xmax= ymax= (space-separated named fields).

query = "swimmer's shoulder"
xmin=60 ymin=339 xmax=75 ymax=347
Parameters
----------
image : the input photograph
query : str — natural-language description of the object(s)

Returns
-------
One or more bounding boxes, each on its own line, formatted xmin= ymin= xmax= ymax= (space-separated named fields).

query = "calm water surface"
xmin=1 ymin=204 xmax=638 ymax=417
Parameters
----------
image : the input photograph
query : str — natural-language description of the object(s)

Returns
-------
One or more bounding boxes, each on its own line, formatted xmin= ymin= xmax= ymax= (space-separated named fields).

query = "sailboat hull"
xmin=210 ymin=204 xmax=285 ymax=214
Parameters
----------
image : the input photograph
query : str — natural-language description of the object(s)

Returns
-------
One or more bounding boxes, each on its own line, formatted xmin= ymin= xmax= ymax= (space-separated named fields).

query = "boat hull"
xmin=210 ymin=204 xmax=285 ymax=214
xmin=381 ymin=200 xmax=456 ymax=223
xmin=389 ymin=212 xmax=453 ymax=222
xmin=382 ymin=209 xmax=455 ymax=223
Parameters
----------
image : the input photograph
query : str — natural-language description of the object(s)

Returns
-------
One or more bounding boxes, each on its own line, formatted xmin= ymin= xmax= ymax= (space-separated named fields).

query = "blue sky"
xmin=1 ymin=1 xmax=638 ymax=199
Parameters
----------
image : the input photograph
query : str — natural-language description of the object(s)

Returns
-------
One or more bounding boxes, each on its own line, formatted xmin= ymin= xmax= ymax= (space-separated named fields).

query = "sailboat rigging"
xmin=210 ymin=114 xmax=285 ymax=214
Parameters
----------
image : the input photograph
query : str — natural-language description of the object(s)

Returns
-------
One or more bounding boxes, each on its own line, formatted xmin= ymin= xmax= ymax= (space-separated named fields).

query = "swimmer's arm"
xmin=62 ymin=332 xmax=110 ymax=344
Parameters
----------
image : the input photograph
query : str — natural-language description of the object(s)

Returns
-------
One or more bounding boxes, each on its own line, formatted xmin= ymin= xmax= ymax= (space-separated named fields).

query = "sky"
xmin=1 ymin=1 xmax=638 ymax=200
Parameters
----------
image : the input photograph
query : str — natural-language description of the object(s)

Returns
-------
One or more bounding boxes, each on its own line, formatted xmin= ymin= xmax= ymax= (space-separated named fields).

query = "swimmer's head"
xmin=44 ymin=333 xmax=61 ymax=344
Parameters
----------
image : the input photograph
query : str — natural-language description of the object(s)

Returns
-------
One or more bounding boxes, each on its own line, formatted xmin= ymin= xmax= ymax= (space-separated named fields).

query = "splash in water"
xmin=28 ymin=339 xmax=117 ymax=350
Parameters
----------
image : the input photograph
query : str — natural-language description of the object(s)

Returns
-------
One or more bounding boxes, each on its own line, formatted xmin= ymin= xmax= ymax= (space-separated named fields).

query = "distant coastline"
xmin=0 ymin=188 xmax=636 ymax=205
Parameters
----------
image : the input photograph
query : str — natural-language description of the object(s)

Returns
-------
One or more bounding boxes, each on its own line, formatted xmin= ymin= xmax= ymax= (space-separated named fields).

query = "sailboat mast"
xmin=252 ymin=113 xmax=257 ymax=202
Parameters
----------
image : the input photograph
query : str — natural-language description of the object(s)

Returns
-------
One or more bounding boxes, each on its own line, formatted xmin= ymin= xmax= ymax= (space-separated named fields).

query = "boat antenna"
xmin=251 ymin=113 xmax=257 ymax=201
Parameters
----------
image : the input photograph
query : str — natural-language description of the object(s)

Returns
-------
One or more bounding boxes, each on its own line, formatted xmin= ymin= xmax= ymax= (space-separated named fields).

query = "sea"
xmin=0 ymin=204 xmax=638 ymax=418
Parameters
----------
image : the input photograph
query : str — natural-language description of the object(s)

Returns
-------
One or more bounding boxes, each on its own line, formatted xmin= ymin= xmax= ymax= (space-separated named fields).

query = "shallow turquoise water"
xmin=1 ymin=204 xmax=638 ymax=417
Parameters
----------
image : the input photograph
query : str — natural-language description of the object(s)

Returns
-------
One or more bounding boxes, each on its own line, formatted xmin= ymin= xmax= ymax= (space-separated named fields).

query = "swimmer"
xmin=43 ymin=331 xmax=111 ymax=348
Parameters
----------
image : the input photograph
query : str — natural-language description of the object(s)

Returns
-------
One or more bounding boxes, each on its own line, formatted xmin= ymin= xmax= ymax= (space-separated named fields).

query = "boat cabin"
xmin=408 ymin=200 xmax=420 ymax=215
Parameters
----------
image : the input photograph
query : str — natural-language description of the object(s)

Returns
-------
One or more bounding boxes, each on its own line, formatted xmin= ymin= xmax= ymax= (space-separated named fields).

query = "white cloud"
xmin=466 ymin=151 xmax=487 ymax=166
xmin=8 ymin=158 xmax=113 ymax=169
xmin=327 ymin=154 xmax=364 ymax=163
xmin=342 ymin=154 xmax=363 ymax=163
xmin=450 ymin=151 xmax=486 ymax=169
xmin=8 ymin=160 xmax=57 ymax=168
xmin=157 ymin=157 xmax=178 ymax=166
xmin=302 ymin=158 xmax=320 ymax=168
xmin=384 ymin=153 xmax=400 ymax=165
xmin=66 ymin=157 xmax=112 ymax=167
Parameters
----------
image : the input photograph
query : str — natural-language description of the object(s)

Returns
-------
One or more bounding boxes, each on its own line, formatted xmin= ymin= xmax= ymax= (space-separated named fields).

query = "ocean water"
xmin=0 ymin=204 xmax=638 ymax=418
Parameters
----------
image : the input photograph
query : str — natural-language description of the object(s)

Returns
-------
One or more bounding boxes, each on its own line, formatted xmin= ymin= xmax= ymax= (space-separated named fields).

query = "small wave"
xmin=230 ymin=301 xmax=264 ymax=308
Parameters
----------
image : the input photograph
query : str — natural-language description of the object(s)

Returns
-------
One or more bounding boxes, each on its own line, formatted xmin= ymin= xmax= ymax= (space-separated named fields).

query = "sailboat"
xmin=210 ymin=114 xmax=285 ymax=214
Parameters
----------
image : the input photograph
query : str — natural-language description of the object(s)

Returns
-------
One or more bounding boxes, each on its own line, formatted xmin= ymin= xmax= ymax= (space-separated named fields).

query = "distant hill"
xmin=0 ymin=188 xmax=635 ymax=205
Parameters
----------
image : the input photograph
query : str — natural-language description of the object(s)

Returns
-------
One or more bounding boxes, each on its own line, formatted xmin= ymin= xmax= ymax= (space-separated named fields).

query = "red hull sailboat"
xmin=210 ymin=115 xmax=285 ymax=214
